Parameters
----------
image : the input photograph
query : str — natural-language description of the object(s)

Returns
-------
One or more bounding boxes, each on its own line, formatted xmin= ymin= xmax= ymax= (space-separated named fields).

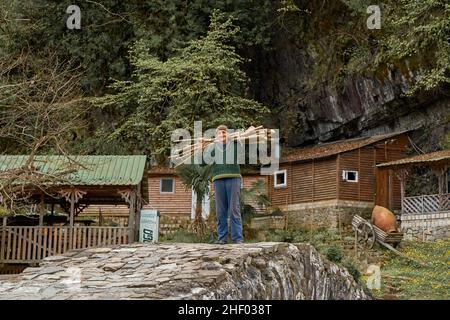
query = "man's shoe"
xmin=214 ymin=240 xmax=227 ymax=245
xmin=232 ymin=240 xmax=244 ymax=244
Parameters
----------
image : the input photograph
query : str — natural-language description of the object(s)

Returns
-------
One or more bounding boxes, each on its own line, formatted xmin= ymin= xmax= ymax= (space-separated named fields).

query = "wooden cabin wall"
xmin=373 ymin=134 xmax=409 ymax=210
xmin=338 ymin=148 xmax=374 ymax=202
xmin=338 ymin=134 xmax=409 ymax=210
xmin=146 ymin=174 xmax=269 ymax=218
xmin=291 ymin=161 xmax=313 ymax=203
xmin=311 ymin=157 xmax=337 ymax=201
xmin=269 ymin=157 xmax=337 ymax=206
xmin=268 ymin=163 xmax=292 ymax=206
xmin=146 ymin=175 xmax=192 ymax=217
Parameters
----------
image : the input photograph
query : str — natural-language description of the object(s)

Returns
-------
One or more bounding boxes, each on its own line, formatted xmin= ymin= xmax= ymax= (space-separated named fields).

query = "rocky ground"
xmin=0 ymin=242 xmax=370 ymax=300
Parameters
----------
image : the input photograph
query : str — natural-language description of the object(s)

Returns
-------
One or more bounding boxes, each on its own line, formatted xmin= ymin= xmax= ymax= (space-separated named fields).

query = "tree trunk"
xmin=192 ymin=193 xmax=206 ymax=238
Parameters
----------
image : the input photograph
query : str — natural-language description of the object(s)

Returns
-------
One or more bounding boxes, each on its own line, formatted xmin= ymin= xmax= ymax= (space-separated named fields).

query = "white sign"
xmin=139 ymin=209 xmax=160 ymax=243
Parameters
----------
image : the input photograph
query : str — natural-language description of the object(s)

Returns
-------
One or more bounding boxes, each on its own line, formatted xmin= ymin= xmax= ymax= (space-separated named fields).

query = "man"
xmin=200 ymin=125 xmax=243 ymax=244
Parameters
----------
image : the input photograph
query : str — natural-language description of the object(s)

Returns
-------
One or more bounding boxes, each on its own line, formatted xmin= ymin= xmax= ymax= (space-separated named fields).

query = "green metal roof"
xmin=0 ymin=155 xmax=147 ymax=186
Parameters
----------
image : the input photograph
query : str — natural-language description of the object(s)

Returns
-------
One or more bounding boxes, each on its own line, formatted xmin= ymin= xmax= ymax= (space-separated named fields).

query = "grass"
xmin=160 ymin=229 xmax=217 ymax=243
xmin=371 ymin=239 xmax=450 ymax=300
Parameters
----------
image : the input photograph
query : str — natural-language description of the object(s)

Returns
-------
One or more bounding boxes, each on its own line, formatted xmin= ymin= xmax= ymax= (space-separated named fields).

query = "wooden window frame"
xmin=342 ymin=170 xmax=359 ymax=183
xmin=160 ymin=178 xmax=175 ymax=194
xmin=274 ymin=169 xmax=287 ymax=189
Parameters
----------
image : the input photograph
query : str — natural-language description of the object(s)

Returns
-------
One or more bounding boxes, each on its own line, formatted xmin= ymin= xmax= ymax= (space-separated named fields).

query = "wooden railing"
xmin=0 ymin=226 xmax=130 ymax=264
xmin=403 ymin=193 xmax=450 ymax=214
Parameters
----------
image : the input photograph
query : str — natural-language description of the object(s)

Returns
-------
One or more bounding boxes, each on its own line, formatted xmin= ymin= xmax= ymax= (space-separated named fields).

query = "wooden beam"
xmin=39 ymin=193 xmax=44 ymax=226
xmin=1 ymin=217 xmax=6 ymax=262
xmin=69 ymin=190 xmax=75 ymax=227
xmin=69 ymin=190 xmax=75 ymax=250
xmin=388 ymin=169 xmax=394 ymax=210
xmin=135 ymin=183 xmax=142 ymax=240
xmin=336 ymin=155 xmax=340 ymax=200
xmin=396 ymin=169 xmax=408 ymax=213
xmin=312 ymin=159 xmax=315 ymax=201
xmin=128 ymin=189 xmax=136 ymax=242
xmin=358 ymin=148 xmax=361 ymax=202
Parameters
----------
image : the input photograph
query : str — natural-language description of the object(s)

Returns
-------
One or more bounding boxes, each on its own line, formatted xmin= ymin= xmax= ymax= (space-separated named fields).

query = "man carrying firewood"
xmin=199 ymin=125 xmax=247 ymax=244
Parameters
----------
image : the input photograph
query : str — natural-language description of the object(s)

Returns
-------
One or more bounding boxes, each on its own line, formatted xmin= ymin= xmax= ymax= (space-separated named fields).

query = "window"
xmin=160 ymin=178 xmax=174 ymax=193
xmin=274 ymin=170 xmax=287 ymax=188
xmin=342 ymin=170 xmax=358 ymax=182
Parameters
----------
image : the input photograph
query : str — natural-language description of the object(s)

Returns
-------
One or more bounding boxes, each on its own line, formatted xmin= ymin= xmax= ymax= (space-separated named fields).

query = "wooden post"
xmin=39 ymin=193 xmax=44 ymax=226
xmin=135 ymin=183 xmax=142 ymax=240
xmin=398 ymin=170 xmax=406 ymax=213
xmin=128 ymin=189 xmax=136 ymax=243
xmin=388 ymin=169 xmax=393 ymax=210
xmin=436 ymin=167 xmax=446 ymax=213
xmin=1 ymin=217 xmax=6 ymax=262
xmin=336 ymin=155 xmax=340 ymax=201
xmin=69 ymin=190 xmax=75 ymax=227
xmin=99 ymin=208 xmax=103 ymax=226
xmin=69 ymin=190 xmax=75 ymax=249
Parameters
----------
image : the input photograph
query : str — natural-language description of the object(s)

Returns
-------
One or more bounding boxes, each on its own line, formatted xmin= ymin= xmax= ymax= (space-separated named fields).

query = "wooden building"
xmin=376 ymin=150 xmax=450 ymax=240
xmin=145 ymin=167 xmax=268 ymax=220
xmin=80 ymin=166 xmax=268 ymax=230
xmin=268 ymin=132 xmax=410 ymax=212
xmin=0 ymin=155 xmax=147 ymax=265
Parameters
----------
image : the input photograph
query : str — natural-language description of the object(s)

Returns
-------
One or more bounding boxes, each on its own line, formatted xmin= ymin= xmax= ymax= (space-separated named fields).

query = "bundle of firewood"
xmin=170 ymin=126 xmax=275 ymax=166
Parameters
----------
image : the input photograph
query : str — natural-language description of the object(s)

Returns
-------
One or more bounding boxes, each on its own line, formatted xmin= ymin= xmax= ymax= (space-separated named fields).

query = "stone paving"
xmin=0 ymin=242 xmax=371 ymax=300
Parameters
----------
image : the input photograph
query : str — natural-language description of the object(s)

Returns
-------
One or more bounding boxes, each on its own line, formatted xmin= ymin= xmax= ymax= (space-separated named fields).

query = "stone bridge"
xmin=0 ymin=242 xmax=371 ymax=300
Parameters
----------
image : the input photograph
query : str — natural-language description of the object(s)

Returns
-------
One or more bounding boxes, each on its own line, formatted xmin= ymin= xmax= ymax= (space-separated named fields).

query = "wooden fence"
xmin=0 ymin=226 xmax=130 ymax=264
xmin=403 ymin=193 xmax=450 ymax=214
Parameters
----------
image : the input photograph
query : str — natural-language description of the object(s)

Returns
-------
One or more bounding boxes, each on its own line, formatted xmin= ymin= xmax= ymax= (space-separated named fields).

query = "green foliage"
xmin=240 ymin=179 xmax=271 ymax=221
xmin=325 ymin=245 xmax=344 ymax=263
xmin=342 ymin=257 xmax=361 ymax=282
xmin=94 ymin=11 xmax=269 ymax=159
xmin=0 ymin=0 xmax=132 ymax=94
xmin=176 ymin=165 xmax=213 ymax=201
xmin=278 ymin=0 xmax=450 ymax=93
xmin=371 ymin=0 xmax=450 ymax=93
xmin=0 ymin=207 xmax=10 ymax=217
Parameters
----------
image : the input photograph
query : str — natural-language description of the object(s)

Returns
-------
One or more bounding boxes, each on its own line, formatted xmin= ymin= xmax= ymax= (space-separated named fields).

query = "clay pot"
xmin=371 ymin=205 xmax=397 ymax=233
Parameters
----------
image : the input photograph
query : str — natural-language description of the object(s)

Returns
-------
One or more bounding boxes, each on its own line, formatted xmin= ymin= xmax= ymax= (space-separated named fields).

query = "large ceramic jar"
xmin=371 ymin=205 xmax=397 ymax=233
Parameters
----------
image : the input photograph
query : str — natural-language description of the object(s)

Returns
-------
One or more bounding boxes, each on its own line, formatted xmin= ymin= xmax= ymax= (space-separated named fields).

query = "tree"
xmin=94 ymin=10 xmax=269 ymax=162
xmin=0 ymin=54 xmax=86 ymax=213
xmin=175 ymin=164 xmax=213 ymax=238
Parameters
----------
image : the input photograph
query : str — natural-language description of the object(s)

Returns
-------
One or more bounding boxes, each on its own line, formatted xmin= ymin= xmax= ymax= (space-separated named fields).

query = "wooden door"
xmin=375 ymin=168 xmax=390 ymax=209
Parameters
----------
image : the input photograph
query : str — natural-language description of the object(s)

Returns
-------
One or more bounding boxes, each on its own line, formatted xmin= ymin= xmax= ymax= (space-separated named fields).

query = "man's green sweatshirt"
xmin=205 ymin=141 xmax=241 ymax=182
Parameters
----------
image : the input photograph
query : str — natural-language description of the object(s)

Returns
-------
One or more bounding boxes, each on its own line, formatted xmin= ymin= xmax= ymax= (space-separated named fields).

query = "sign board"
xmin=139 ymin=209 xmax=160 ymax=243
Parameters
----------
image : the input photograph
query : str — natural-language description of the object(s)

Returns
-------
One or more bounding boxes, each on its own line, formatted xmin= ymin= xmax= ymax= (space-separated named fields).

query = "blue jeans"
xmin=214 ymin=177 xmax=243 ymax=242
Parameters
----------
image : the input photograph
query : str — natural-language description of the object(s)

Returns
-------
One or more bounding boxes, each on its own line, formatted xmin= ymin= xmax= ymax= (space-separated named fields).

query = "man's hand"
xmin=197 ymin=137 xmax=205 ymax=146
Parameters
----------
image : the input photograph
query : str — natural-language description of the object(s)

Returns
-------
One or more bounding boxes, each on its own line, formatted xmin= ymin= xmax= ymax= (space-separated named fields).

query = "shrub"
xmin=325 ymin=246 xmax=343 ymax=263
xmin=342 ymin=257 xmax=361 ymax=283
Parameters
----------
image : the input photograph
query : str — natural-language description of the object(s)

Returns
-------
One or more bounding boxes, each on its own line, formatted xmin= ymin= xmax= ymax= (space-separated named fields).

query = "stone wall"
xmin=282 ymin=204 xmax=373 ymax=230
xmin=401 ymin=212 xmax=450 ymax=241
xmin=0 ymin=242 xmax=371 ymax=300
